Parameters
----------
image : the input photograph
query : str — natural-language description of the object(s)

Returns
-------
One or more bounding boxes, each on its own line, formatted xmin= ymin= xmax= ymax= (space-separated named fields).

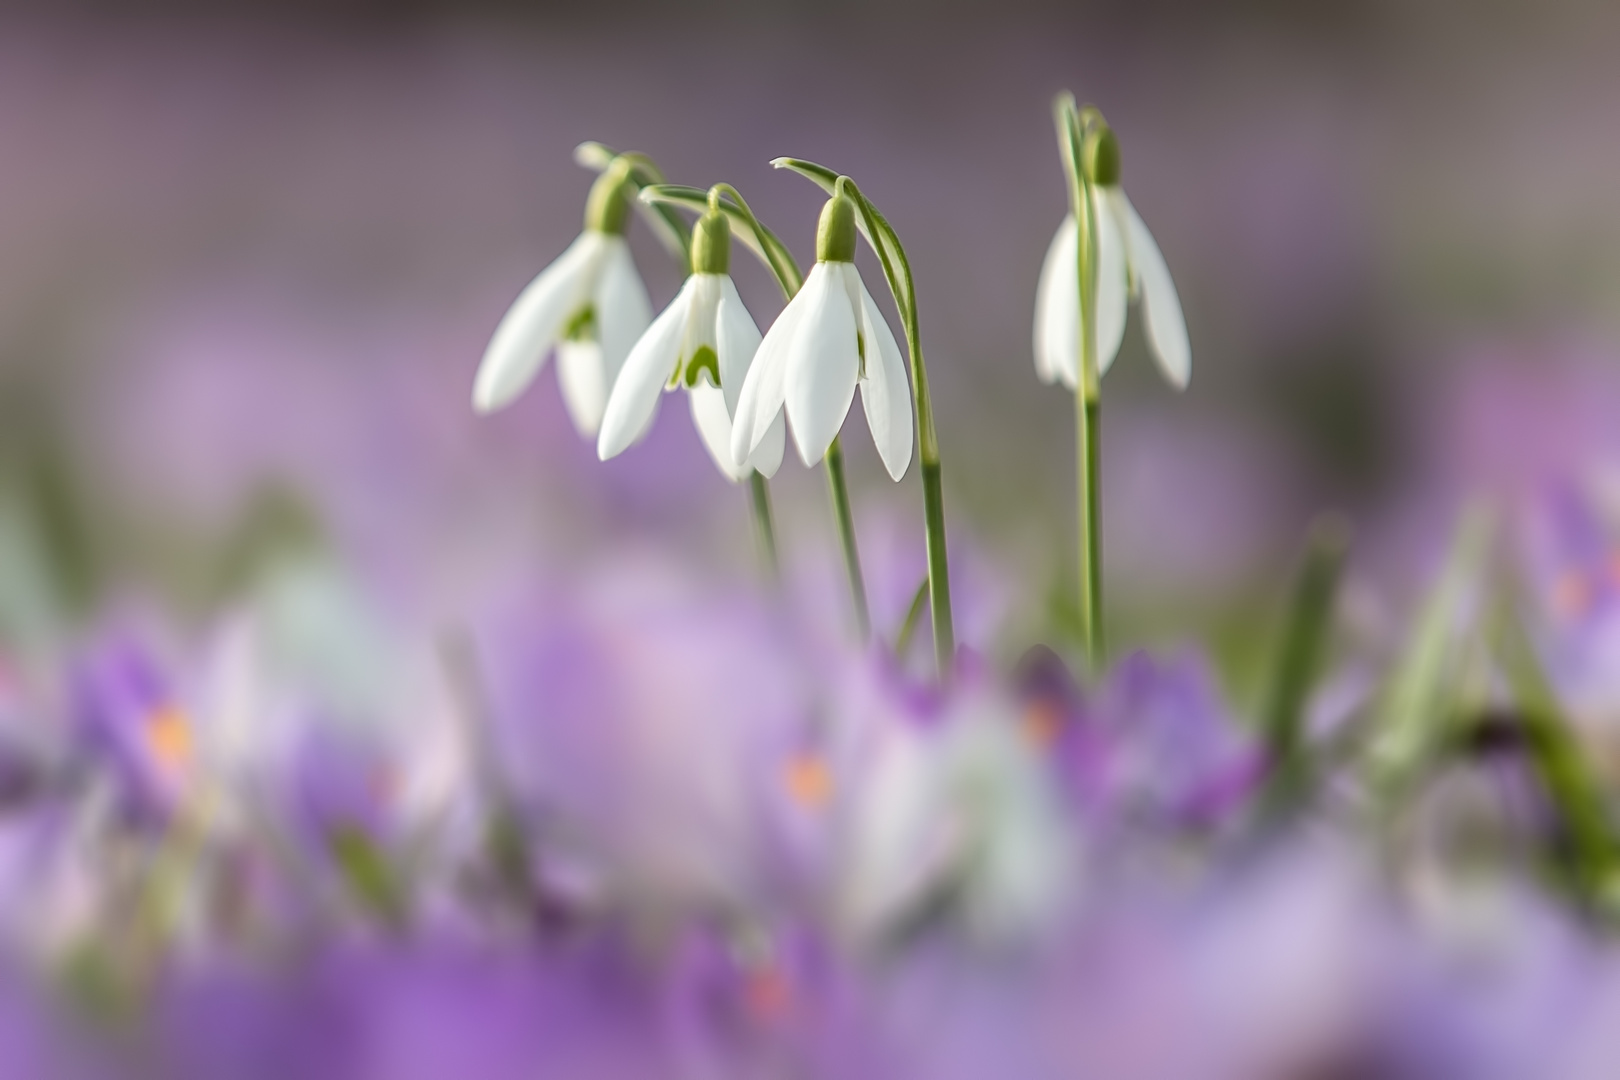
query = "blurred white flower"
xmin=1034 ymin=128 xmax=1190 ymax=391
xmin=598 ymin=212 xmax=785 ymax=480
xmin=731 ymin=194 xmax=913 ymax=481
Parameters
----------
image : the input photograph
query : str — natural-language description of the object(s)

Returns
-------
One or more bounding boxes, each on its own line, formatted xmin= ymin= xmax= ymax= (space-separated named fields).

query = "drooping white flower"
xmin=1034 ymin=125 xmax=1190 ymax=391
xmin=731 ymin=194 xmax=914 ymax=481
xmin=597 ymin=210 xmax=784 ymax=480
xmin=472 ymin=165 xmax=653 ymax=436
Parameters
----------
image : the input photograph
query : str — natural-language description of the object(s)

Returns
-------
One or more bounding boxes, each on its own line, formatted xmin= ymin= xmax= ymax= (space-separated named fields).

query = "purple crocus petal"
xmin=664 ymin=924 xmax=872 ymax=1080
xmin=69 ymin=632 xmax=195 ymax=825
xmin=282 ymin=719 xmax=402 ymax=854
xmin=0 ymin=969 xmax=118 ymax=1080
xmin=475 ymin=556 xmax=811 ymax=917
xmin=1092 ymin=650 xmax=1265 ymax=828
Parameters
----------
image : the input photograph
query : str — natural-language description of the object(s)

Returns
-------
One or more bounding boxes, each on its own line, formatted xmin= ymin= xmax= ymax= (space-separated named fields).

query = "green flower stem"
xmin=748 ymin=469 xmax=780 ymax=581
xmin=573 ymin=142 xmax=689 ymax=264
xmin=771 ymin=159 xmax=956 ymax=675
xmin=1076 ymin=391 xmax=1103 ymax=668
xmin=641 ymin=182 xmax=873 ymax=632
xmin=825 ymin=437 xmax=871 ymax=640
xmin=1056 ymin=94 xmax=1104 ymax=673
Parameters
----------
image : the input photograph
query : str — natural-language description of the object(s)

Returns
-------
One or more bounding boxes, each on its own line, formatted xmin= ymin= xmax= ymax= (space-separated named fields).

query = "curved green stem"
xmin=1054 ymin=94 xmax=1105 ymax=673
xmin=748 ymin=470 xmax=780 ymax=581
xmin=773 ymin=159 xmax=956 ymax=675
xmin=826 ymin=437 xmax=870 ymax=641
xmin=574 ymin=142 xmax=690 ymax=265
xmin=640 ymin=184 xmax=803 ymax=298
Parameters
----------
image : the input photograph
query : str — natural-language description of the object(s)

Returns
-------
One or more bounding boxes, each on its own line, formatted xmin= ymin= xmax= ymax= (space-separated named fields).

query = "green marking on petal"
xmin=856 ymin=329 xmax=866 ymax=380
xmin=684 ymin=345 xmax=720 ymax=389
xmin=562 ymin=304 xmax=597 ymax=343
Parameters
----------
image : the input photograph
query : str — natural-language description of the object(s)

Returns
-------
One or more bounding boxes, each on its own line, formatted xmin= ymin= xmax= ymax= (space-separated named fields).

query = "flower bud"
xmin=1082 ymin=125 xmax=1121 ymax=188
xmin=816 ymin=194 xmax=858 ymax=263
xmin=691 ymin=209 xmax=731 ymax=276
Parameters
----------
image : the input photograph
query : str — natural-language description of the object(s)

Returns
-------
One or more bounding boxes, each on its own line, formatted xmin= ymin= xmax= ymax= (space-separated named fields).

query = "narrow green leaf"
xmin=1493 ymin=602 xmax=1620 ymax=902
xmin=1255 ymin=515 xmax=1351 ymax=818
xmin=1365 ymin=508 xmax=1492 ymax=798
xmin=894 ymin=576 xmax=930 ymax=659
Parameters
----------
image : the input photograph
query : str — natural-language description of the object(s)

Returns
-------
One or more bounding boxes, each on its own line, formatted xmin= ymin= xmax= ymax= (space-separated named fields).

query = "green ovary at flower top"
xmin=598 ymin=208 xmax=786 ymax=481
xmin=472 ymin=158 xmax=654 ymax=437
xmin=731 ymin=192 xmax=915 ymax=482
xmin=1034 ymin=120 xmax=1191 ymax=393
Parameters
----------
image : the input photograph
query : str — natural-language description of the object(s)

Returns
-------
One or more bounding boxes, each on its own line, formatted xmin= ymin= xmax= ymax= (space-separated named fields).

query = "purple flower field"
xmin=2 ymin=4 xmax=1620 ymax=1076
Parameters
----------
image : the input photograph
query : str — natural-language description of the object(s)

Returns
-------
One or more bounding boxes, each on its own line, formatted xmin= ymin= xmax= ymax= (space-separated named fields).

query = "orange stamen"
xmin=783 ymin=753 xmax=832 ymax=809
xmin=144 ymin=705 xmax=193 ymax=772
xmin=1022 ymin=701 xmax=1063 ymax=750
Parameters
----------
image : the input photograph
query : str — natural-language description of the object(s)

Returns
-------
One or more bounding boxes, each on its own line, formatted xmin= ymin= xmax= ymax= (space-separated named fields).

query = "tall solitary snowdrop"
xmin=598 ymin=208 xmax=784 ymax=481
xmin=731 ymin=192 xmax=914 ymax=482
xmin=1040 ymin=96 xmax=1191 ymax=671
xmin=472 ymin=157 xmax=653 ymax=437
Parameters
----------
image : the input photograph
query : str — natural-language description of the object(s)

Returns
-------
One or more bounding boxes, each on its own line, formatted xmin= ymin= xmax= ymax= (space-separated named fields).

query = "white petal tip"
xmin=768 ymin=157 xmax=790 ymax=169
xmin=471 ymin=383 xmax=510 ymax=415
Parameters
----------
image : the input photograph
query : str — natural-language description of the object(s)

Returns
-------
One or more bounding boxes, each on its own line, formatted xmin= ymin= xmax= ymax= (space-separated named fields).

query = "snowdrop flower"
xmin=472 ymin=160 xmax=653 ymax=436
xmin=597 ymin=209 xmax=784 ymax=480
xmin=731 ymin=193 xmax=914 ymax=481
xmin=1034 ymin=124 xmax=1190 ymax=391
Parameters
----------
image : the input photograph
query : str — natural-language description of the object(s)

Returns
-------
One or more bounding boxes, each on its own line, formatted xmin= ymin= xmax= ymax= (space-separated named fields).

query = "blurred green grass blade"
xmin=1365 ymin=507 xmax=1493 ymax=797
xmin=1492 ymin=602 xmax=1620 ymax=899
xmin=1256 ymin=515 xmax=1351 ymax=816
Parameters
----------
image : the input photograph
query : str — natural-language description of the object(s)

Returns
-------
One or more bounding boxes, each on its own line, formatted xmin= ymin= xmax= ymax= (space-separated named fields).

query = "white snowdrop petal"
xmin=784 ymin=264 xmax=860 ymax=468
xmin=1119 ymin=192 xmax=1191 ymax=389
xmin=714 ymin=275 xmax=762 ymax=417
xmin=1094 ymin=189 xmax=1129 ymax=377
xmin=472 ymin=232 xmax=599 ymax=413
xmin=851 ymin=270 xmax=914 ymax=481
xmin=732 ymin=266 xmax=816 ymax=467
xmin=1033 ymin=217 xmax=1079 ymax=390
xmin=593 ymin=236 xmax=654 ymax=392
xmin=597 ymin=279 xmax=694 ymax=460
xmin=688 ymin=382 xmax=748 ymax=481
xmin=747 ymin=411 xmax=785 ymax=479
xmin=556 ymin=340 xmax=609 ymax=437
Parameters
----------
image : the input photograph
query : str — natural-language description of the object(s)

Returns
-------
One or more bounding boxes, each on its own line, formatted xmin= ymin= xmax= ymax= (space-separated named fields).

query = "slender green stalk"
xmin=920 ymin=460 xmax=954 ymax=665
xmin=770 ymin=159 xmax=956 ymax=675
xmin=1076 ymin=393 xmax=1102 ymax=667
xmin=1256 ymin=515 xmax=1351 ymax=819
xmin=1056 ymin=96 xmax=1105 ymax=673
xmin=825 ymin=437 xmax=870 ymax=640
xmin=748 ymin=469 xmax=779 ymax=580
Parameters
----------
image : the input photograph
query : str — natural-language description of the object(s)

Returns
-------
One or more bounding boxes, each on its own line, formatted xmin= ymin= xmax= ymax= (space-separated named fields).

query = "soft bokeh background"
xmin=2 ymin=0 xmax=1619 ymax=687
